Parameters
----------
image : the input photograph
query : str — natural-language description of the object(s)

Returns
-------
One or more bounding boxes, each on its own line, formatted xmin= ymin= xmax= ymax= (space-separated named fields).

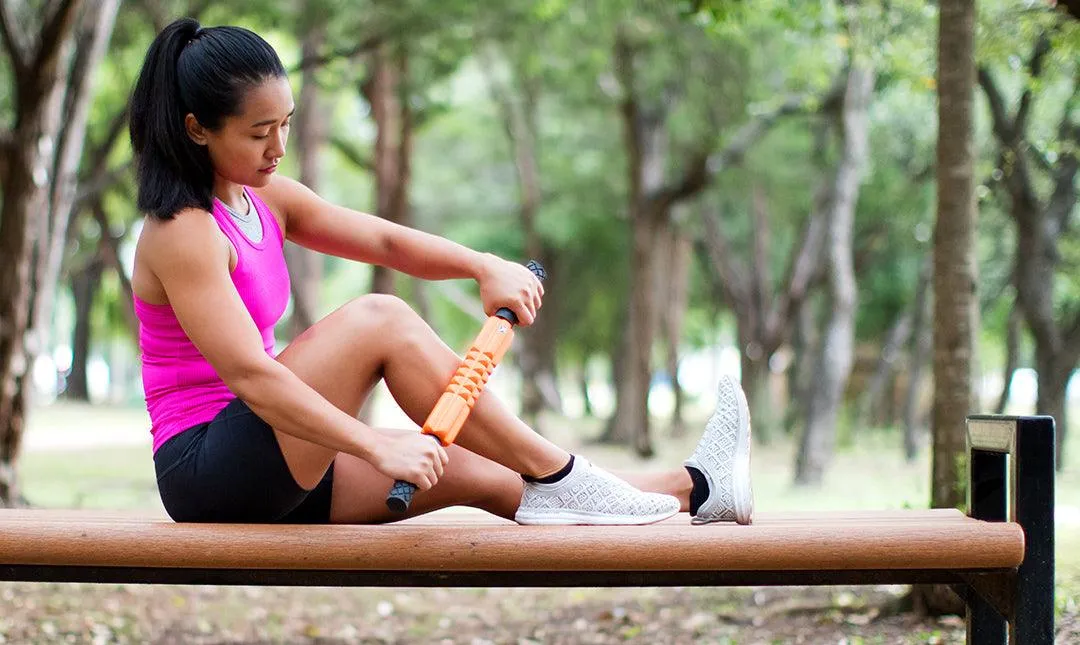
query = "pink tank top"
xmin=135 ymin=187 xmax=291 ymax=452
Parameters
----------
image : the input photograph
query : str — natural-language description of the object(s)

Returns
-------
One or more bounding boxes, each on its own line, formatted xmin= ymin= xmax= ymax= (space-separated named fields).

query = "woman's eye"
xmin=254 ymin=133 xmax=270 ymax=140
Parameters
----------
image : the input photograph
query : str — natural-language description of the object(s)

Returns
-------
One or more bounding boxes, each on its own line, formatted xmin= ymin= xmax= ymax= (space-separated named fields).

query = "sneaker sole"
xmin=690 ymin=375 xmax=754 ymax=526
xmin=514 ymin=507 xmax=679 ymax=526
xmin=731 ymin=376 xmax=753 ymax=525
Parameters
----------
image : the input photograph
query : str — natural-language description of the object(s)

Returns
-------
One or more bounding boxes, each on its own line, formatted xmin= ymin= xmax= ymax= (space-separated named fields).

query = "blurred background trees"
xmin=0 ymin=0 xmax=1078 ymax=511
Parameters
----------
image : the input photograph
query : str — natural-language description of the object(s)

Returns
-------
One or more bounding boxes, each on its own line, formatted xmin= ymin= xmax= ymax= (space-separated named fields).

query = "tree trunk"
xmin=65 ymin=255 xmax=103 ymax=401
xmin=606 ymin=211 xmax=664 ymax=456
xmin=32 ymin=2 xmax=121 ymax=359
xmin=661 ymin=230 xmax=692 ymax=437
xmin=366 ymin=44 xmax=409 ymax=297
xmin=287 ymin=12 xmax=326 ymax=338
xmin=579 ymin=360 xmax=594 ymax=418
xmin=606 ymin=29 xmax=818 ymax=453
xmin=856 ymin=308 xmax=913 ymax=429
xmin=1036 ymin=349 xmax=1069 ymax=463
xmin=795 ymin=57 xmax=874 ymax=487
xmin=785 ymin=300 xmax=819 ymax=435
xmin=90 ymin=202 xmax=136 ymax=336
xmin=490 ymin=57 xmax=561 ymax=429
xmin=604 ymin=33 xmax=670 ymax=456
xmin=698 ymin=118 xmax=830 ymax=443
xmin=931 ymin=0 xmax=978 ymax=511
xmin=903 ymin=267 xmax=933 ymax=462
xmin=0 ymin=0 xmax=117 ymax=506
xmin=740 ymin=346 xmax=773 ymax=444
xmin=978 ymin=31 xmax=1079 ymax=470
xmin=995 ymin=304 xmax=1021 ymax=414
xmin=910 ymin=0 xmax=979 ymax=616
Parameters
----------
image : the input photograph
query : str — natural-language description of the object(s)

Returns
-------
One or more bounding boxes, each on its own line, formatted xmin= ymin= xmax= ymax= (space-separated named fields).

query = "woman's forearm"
xmin=380 ymin=222 xmax=491 ymax=282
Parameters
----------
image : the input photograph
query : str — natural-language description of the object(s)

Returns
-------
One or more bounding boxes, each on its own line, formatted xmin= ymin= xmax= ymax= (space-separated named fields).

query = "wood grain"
xmin=0 ymin=509 xmax=1023 ymax=573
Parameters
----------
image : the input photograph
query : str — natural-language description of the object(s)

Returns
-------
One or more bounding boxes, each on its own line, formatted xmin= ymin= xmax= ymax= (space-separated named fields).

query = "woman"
xmin=130 ymin=18 xmax=753 ymax=526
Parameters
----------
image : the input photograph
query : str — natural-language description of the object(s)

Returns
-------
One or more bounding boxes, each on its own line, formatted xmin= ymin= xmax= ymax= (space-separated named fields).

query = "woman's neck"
xmin=212 ymin=177 xmax=246 ymax=212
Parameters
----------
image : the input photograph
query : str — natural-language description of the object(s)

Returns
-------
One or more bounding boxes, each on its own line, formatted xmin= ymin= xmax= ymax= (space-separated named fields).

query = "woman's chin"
xmin=249 ymin=171 xmax=275 ymax=186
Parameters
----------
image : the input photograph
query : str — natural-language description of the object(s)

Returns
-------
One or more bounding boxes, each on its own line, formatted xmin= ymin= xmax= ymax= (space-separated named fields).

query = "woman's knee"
xmin=343 ymin=293 xmax=437 ymax=354
xmin=341 ymin=294 xmax=417 ymax=331
xmin=335 ymin=294 xmax=424 ymax=344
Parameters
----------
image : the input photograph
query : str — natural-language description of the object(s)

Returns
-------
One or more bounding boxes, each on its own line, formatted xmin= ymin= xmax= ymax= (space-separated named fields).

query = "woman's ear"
xmin=185 ymin=114 xmax=209 ymax=146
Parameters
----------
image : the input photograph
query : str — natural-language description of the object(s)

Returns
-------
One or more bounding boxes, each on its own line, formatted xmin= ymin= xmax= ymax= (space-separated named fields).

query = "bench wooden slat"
xmin=0 ymin=509 xmax=1023 ymax=573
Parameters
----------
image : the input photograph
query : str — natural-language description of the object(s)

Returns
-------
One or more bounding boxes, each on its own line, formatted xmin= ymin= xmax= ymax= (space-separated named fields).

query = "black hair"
xmin=129 ymin=18 xmax=286 ymax=220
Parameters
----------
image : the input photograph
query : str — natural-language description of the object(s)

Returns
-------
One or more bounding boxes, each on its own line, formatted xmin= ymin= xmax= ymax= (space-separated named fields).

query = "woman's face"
xmin=188 ymin=76 xmax=294 ymax=188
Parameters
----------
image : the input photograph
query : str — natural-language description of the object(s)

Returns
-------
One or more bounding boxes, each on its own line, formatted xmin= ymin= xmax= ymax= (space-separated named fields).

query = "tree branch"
xmin=138 ymin=0 xmax=214 ymax=33
xmin=645 ymin=92 xmax=813 ymax=218
xmin=766 ymin=209 xmax=828 ymax=341
xmin=978 ymin=66 xmax=1043 ymax=224
xmin=74 ymin=160 xmax=131 ymax=210
xmin=751 ymin=184 xmax=772 ymax=324
xmin=708 ymin=93 xmax=811 ymax=175
xmin=977 ymin=67 xmax=1015 ymax=144
xmin=90 ymin=200 xmax=137 ymax=336
xmin=0 ymin=0 xmax=30 ymax=75
xmin=1047 ymin=131 xmax=1078 ymax=238
xmin=292 ymin=33 xmax=383 ymax=72
xmin=71 ymin=105 xmax=132 ymax=211
xmin=34 ymin=0 xmax=82 ymax=73
xmin=700 ymin=205 xmax=751 ymax=310
xmin=329 ymin=135 xmax=373 ymax=172
xmin=1015 ymin=32 xmax=1053 ymax=134
xmin=0 ymin=127 xmax=11 ymax=183
xmin=93 ymin=104 xmax=130 ymax=157
xmin=1058 ymin=309 xmax=1080 ymax=373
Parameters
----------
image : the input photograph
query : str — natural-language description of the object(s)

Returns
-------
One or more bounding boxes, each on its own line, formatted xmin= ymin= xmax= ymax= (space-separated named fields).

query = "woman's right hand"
xmin=369 ymin=430 xmax=449 ymax=491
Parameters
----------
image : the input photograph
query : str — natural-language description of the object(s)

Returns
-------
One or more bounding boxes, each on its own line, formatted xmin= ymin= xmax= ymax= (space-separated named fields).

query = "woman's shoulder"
xmin=138 ymin=208 xmax=233 ymax=273
xmin=134 ymin=208 xmax=227 ymax=304
xmin=140 ymin=207 xmax=221 ymax=246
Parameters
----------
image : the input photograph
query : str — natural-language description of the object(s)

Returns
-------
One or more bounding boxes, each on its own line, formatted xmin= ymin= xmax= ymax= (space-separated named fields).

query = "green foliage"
xmin=7 ymin=0 xmax=1074 ymax=455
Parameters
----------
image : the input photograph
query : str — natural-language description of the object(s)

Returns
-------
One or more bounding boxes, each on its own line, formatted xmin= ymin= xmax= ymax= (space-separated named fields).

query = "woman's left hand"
xmin=476 ymin=253 xmax=544 ymax=325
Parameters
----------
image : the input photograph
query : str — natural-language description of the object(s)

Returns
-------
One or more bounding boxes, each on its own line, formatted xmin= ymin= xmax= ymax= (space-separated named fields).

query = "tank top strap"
xmin=245 ymin=187 xmax=285 ymax=247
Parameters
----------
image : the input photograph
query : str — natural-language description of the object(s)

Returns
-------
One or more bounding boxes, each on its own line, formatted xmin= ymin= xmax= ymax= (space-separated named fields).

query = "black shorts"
xmin=153 ymin=398 xmax=335 ymax=523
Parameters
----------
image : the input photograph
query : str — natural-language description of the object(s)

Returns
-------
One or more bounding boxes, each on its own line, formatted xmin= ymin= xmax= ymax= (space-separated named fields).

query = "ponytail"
xmin=129 ymin=18 xmax=286 ymax=220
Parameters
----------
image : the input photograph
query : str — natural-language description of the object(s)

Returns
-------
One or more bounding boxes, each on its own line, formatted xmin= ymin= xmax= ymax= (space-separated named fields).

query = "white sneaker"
xmin=684 ymin=375 xmax=754 ymax=525
xmin=514 ymin=457 xmax=680 ymax=525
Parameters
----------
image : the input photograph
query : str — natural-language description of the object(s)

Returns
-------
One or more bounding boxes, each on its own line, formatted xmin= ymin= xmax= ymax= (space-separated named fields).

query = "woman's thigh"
xmin=270 ymin=295 xmax=400 ymax=488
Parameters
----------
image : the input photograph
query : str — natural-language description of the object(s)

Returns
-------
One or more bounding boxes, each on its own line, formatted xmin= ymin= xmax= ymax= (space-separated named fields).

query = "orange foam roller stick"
xmin=422 ymin=315 xmax=517 ymax=446
xmin=386 ymin=260 xmax=546 ymax=512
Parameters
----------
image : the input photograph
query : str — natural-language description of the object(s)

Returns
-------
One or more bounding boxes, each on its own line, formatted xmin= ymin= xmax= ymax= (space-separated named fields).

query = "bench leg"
xmin=967 ymin=450 xmax=1007 ymax=645
xmin=1011 ymin=417 xmax=1055 ymax=644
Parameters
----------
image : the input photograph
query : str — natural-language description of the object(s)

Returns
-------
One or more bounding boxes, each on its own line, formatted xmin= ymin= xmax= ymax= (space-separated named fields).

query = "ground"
xmin=4 ymin=396 xmax=1079 ymax=644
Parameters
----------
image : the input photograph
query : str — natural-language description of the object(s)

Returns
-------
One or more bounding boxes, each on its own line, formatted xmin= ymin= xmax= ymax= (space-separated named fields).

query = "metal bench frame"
xmin=962 ymin=415 xmax=1054 ymax=644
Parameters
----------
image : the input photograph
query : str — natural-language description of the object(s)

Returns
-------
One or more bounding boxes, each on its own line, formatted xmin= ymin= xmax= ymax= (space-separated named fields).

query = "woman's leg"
xmin=270 ymin=294 xmax=692 ymax=522
xmin=272 ymin=294 xmax=568 ymax=484
xmin=325 ymin=435 xmax=695 ymax=524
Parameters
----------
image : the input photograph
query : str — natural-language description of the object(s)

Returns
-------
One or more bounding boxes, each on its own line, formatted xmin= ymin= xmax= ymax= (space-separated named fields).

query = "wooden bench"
xmin=0 ymin=415 xmax=1055 ymax=644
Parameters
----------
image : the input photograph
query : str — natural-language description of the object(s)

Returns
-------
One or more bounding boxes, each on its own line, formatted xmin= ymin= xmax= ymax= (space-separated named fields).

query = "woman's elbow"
xmin=221 ymin=358 xmax=283 ymax=404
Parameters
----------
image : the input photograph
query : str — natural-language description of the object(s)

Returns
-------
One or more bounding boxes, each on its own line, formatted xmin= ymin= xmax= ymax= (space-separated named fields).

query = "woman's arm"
xmin=145 ymin=210 xmax=444 ymax=488
xmin=259 ymin=175 xmax=544 ymax=324
xmin=261 ymin=175 xmax=488 ymax=281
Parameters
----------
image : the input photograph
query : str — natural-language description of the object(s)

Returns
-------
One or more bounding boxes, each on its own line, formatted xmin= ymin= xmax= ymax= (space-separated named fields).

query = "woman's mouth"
xmin=259 ymin=164 xmax=278 ymax=174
